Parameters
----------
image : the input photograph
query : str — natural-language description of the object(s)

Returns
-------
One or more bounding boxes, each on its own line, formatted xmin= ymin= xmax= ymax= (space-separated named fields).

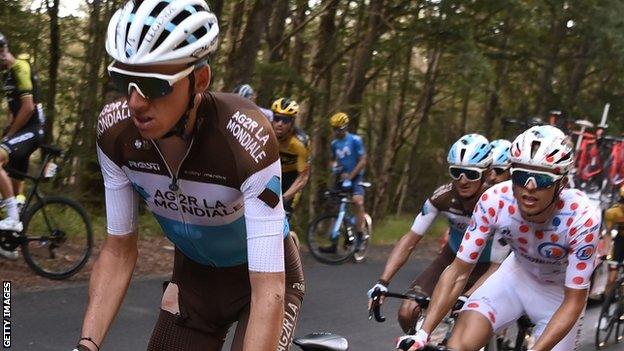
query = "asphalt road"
xmin=4 ymin=252 xmax=611 ymax=350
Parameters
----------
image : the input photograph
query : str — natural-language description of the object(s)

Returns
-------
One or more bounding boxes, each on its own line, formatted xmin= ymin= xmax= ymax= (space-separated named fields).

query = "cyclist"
xmin=368 ymin=134 xmax=498 ymax=333
xmin=233 ymin=83 xmax=273 ymax=120
xmin=603 ymin=186 xmax=624 ymax=302
xmin=0 ymin=32 xmax=45 ymax=258
xmin=399 ymin=125 xmax=600 ymax=351
xmin=270 ymin=98 xmax=310 ymax=227
xmin=74 ymin=2 xmax=304 ymax=350
xmin=488 ymin=139 xmax=511 ymax=185
xmin=328 ymin=112 xmax=367 ymax=252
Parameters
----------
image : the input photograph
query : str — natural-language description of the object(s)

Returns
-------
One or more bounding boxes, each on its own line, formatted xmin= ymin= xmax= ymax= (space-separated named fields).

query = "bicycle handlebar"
xmin=368 ymin=289 xmax=430 ymax=323
xmin=397 ymin=339 xmax=453 ymax=351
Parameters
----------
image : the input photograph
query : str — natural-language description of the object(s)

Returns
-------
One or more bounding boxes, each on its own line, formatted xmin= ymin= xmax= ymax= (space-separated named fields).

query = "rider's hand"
xmin=451 ymin=295 xmax=468 ymax=316
xmin=72 ymin=345 xmax=93 ymax=351
xmin=367 ymin=280 xmax=388 ymax=310
xmin=396 ymin=329 xmax=429 ymax=350
xmin=340 ymin=172 xmax=351 ymax=181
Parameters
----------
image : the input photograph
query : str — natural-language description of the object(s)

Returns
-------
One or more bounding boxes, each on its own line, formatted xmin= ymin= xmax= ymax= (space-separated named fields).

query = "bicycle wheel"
xmin=306 ymin=214 xmax=356 ymax=265
xmin=21 ymin=196 xmax=93 ymax=280
xmin=353 ymin=213 xmax=372 ymax=263
xmin=596 ymin=284 xmax=624 ymax=349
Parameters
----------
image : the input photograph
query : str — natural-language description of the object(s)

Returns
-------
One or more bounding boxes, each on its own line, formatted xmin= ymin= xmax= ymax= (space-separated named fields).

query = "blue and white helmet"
xmin=106 ymin=0 xmax=220 ymax=65
xmin=489 ymin=139 xmax=511 ymax=169
xmin=447 ymin=134 xmax=492 ymax=168
xmin=233 ymin=84 xmax=254 ymax=99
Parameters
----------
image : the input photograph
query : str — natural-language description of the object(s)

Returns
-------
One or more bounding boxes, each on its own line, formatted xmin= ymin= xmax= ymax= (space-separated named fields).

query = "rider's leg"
xmin=353 ymin=194 xmax=365 ymax=233
xmin=447 ymin=311 xmax=494 ymax=351
xmin=0 ymin=148 xmax=18 ymax=221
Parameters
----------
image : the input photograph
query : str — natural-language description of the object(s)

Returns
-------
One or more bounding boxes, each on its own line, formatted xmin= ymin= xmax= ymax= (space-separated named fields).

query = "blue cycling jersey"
xmin=331 ymin=132 xmax=365 ymax=175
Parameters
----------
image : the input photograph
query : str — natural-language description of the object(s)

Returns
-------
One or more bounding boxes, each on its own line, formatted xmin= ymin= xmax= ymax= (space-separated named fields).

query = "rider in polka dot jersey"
xmin=397 ymin=125 xmax=601 ymax=351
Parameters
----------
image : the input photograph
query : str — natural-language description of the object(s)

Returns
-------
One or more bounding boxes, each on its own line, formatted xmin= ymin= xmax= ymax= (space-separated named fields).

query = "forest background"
xmin=2 ymin=0 xmax=624 ymax=238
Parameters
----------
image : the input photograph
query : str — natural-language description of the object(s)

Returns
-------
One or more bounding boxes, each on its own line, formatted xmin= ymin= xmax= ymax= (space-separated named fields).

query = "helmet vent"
xmin=530 ymin=141 xmax=541 ymax=158
xmin=460 ymin=148 xmax=466 ymax=161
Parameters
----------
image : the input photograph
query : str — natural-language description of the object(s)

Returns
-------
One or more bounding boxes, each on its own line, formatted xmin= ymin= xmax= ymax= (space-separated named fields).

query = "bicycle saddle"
xmin=293 ymin=333 xmax=349 ymax=351
xmin=575 ymin=119 xmax=594 ymax=128
xmin=358 ymin=182 xmax=372 ymax=188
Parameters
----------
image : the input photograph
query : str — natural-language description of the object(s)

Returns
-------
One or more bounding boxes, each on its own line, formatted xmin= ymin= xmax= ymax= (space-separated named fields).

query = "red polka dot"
xmin=502 ymin=186 xmax=509 ymax=193
xmin=585 ymin=218 xmax=594 ymax=227
xmin=476 ymin=238 xmax=485 ymax=246
xmin=546 ymin=156 xmax=554 ymax=163
xmin=470 ymin=252 xmax=479 ymax=260
xmin=515 ymin=150 xmax=521 ymax=157
xmin=554 ymin=167 xmax=561 ymax=173
xmin=467 ymin=302 xmax=480 ymax=308
xmin=488 ymin=312 xmax=496 ymax=323
xmin=482 ymin=193 xmax=488 ymax=201
xmin=482 ymin=216 xmax=489 ymax=224
xmin=585 ymin=234 xmax=594 ymax=243
xmin=519 ymin=225 xmax=529 ymax=233
xmin=570 ymin=227 xmax=577 ymax=236
xmin=573 ymin=276 xmax=584 ymax=285
xmin=566 ymin=218 xmax=573 ymax=227
xmin=508 ymin=206 xmax=516 ymax=214
xmin=535 ymin=231 xmax=544 ymax=239
xmin=499 ymin=200 xmax=504 ymax=209
xmin=488 ymin=208 xmax=496 ymax=217
xmin=518 ymin=237 xmax=528 ymax=245
xmin=571 ymin=203 xmax=579 ymax=210
xmin=577 ymin=262 xmax=587 ymax=270
xmin=519 ymin=247 xmax=528 ymax=253
xmin=557 ymin=200 xmax=564 ymax=209
xmin=480 ymin=226 xmax=489 ymax=233
xmin=459 ymin=245 xmax=464 ymax=253
xmin=570 ymin=239 xmax=578 ymax=246
xmin=550 ymin=234 xmax=559 ymax=242
xmin=465 ymin=233 xmax=471 ymax=240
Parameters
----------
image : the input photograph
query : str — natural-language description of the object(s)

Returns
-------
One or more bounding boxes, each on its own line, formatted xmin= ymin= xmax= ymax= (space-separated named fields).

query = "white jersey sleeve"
xmin=456 ymin=188 xmax=499 ymax=263
xmin=240 ymin=159 xmax=285 ymax=272
xmin=97 ymin=146 xmax=139 ymax=235
xmin=564 ymin=207 xmax=601 ymax=289
xmin=410 ymin=199 xmax=440 ymax=235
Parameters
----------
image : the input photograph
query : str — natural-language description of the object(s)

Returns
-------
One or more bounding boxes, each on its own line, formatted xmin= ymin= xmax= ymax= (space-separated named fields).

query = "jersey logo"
xmin=575 ymin=244 xmax=595 ymax=261
xmin=128 ymin=160 xmax=160 ymax=171
xmin=537 ymin=242 xmax=567 ymax=260
xmin=258 ymin=175 xmax=281 ymax=208
xmin=334 ymin=145 xmax=352 ymax=159
xmin=226 ymin=110 xmax=270 ymax=163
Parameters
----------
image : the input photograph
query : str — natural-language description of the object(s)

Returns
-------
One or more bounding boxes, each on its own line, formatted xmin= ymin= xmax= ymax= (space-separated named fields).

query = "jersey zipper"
xmin=151 ymin=137 xmax=195 ymax=238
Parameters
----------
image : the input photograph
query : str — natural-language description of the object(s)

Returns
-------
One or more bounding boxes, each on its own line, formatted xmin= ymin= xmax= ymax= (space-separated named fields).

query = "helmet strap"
xmin=163 ymin=72 xmax=197 ymax=140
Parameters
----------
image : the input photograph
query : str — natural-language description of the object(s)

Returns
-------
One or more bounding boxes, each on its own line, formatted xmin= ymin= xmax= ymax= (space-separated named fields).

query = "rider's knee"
xmin=397 ymin=300 xmax=421 ymax=333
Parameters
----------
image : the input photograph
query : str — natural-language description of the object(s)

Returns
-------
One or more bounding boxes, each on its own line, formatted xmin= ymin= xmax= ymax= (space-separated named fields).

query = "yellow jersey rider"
xmin=603 ymin=186 xmax=624 ymax=298
xmin=270 ymin=98 xmax=311 ymax=223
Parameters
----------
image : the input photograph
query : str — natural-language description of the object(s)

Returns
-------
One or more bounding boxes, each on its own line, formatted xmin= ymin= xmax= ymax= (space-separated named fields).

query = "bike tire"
xmin=595 ymin=284 xmax=623 ymax=349
xmin=21 ymin=196 xmax=93 ymax=280
xmin=353 ymin=213 xmax=372 ymax=263
xmin=306 ymin=213 xmax=356 ymax=265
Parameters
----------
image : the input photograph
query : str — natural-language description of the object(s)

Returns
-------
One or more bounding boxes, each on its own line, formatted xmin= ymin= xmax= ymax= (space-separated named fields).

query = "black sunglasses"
xmin=107 ymin=63 xmax=194 ymax=100
xmin=273 ymin=115 xmax=294 ymax=124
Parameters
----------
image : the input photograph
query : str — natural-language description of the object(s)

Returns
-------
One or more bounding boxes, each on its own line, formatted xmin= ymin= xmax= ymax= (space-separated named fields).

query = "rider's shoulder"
xmin=203 ymin=92 xmax=272 ymax=128
xmin=293 ymin=127 xmax=310 ymax=148
xmin=429 ymin=183 xmax=454 ymax=205
xmin=96 ymin=97 xmax=132 ymax=142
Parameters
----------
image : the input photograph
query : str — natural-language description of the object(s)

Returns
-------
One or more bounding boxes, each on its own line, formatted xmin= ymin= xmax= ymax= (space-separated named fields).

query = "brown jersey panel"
xmin=96 ymin=98 xmax=134 ymax=166
xmin=428 ymin=182 xmax=488 ymax=217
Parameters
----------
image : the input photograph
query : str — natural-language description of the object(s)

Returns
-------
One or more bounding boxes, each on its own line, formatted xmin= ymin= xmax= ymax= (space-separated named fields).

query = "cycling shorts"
xmin=462 ymin=252 xmax=584 ymax=351
xmin=408 ymin=244 xmax=490 ymax=296
xmin=609 ymin=234 xmax=624 ymax=268
xmin=147 ymin=234 xmax=304 ymax=350
xmin=0 ymin=123 xmax=43 ymax=179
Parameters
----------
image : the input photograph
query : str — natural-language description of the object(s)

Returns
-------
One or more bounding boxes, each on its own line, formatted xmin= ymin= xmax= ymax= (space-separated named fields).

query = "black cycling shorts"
xmin=610 ymin=235 xmax=624 ymax=266
xmin=0 ymin=123 xmax=43 ymax=179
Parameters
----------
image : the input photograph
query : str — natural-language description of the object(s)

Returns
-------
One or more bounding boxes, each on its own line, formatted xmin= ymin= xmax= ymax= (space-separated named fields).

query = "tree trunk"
xmin=286 ymin=0 xmax=309 ymax=94
xmin=45 ymin=0 xmax=60 ymax=144
xmin=223 ymin=0 xmax=272 ymax=90
xmin=256 ymin=0 xmax=289 ymax=104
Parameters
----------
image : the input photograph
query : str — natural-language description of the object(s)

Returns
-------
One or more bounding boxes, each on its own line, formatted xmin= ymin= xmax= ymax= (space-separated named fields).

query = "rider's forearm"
xmin=463 ymin=262 xmax=500 ymax=296
xmin=244 ymin=271 xmax=285 ymax=351
xmin=379 ymin=232 xmax=422 ymax=283
xmin=283 ymin=169 xmax=310 ymax=201
xmin=349 ymin=157 xmax=367 ymax=180
xmin=79 ymin=234 xmax=138 ymax=349
xmin=421 ymin=259 xmax=472 ymax=334
xmin=530 ymin=288 xmax=587 ymax=351
xmin=6 ymin=97 xmax=35 ymax=137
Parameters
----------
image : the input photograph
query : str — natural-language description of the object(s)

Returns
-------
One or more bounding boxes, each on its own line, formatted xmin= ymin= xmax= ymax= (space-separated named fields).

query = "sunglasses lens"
xmin=109 ymin=70 xmax=173 ymax=99
xmin=449 ymin=167 xmax=481 ymax=181
xmin=274 ymin=115 xmax=293 ymax=124
xmin=511 ymin=170 xmax=557 ymax=188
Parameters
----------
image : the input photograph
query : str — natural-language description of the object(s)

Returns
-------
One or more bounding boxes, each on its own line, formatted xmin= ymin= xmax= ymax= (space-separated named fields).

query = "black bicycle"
xmin=0 ymin=145 xmax=93 ymax=279
xmin=306 ymin=180 xmax=372 ymax=264
xmin=596 ymin=260 xmax=624 ymax=349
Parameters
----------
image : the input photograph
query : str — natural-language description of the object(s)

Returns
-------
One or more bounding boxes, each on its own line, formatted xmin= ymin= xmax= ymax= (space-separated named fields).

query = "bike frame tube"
xmin=331 ymin=200 xmax=348 ymax=239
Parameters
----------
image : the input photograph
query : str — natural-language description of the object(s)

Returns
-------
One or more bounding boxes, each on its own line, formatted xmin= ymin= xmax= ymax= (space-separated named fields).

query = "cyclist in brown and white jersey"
xmin=73 ymin=2 xmax=304 ymax=351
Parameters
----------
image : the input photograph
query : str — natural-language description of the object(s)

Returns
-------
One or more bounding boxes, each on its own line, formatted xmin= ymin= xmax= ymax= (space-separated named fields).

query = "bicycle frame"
xmin=331 ymin=198 xmax=351 ymax=240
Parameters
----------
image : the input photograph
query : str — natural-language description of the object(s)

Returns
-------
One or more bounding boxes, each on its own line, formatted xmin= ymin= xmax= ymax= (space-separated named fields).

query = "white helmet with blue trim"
xmin=447 ymin=133 xmax=492 ymax=168
xmin=489 ymin=139 xmax=511 ymax=169
xmin=233 ymin=84 xmax=255 ymax=99
xmin=106 ymin=0 xmax=220 ymax=65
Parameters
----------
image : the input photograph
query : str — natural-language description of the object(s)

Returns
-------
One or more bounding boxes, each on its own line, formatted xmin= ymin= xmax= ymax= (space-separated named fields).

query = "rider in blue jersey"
xmin=328 ymin=112 xmax=367 ymax=252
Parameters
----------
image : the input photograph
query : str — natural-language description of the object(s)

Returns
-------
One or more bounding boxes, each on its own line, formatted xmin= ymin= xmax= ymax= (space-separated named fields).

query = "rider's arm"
xmin=6 ymin=95 xmax=34 ymax=137
xmin=463 ymin=262 xmax=500 ymax=296
xmin=464 ymin=231 xmax=509 ymax=295
xmin=348 ymin=137 xmax=367 ymax=180
xmin=78 ymin=148 xmax=141 ymax=350
xmin=6 ymin=61 xmax=36 ymax=137
xmin=241 ymin=159 xmax=286 ymax=350
xmin=379 ymin=199 xmax=439 ymax=283
xmin=532 ymin=209 xmax=601 ymax=350
xmin=283 ymin=143 xmax=311 ymax=201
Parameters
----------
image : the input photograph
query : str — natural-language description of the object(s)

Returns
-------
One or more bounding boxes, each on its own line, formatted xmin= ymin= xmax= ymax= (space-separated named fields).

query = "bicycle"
xmin=595 ymin=260 xmax=624 ymax=349
xmin=306 ymin=180 xmax=372 ymax=264
xmin=0 ymin=144 xmax=93 ymax=279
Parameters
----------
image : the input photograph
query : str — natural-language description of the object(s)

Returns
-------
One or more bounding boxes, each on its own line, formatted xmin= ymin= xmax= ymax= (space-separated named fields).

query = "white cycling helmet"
xmin=233 ymin=84 xmax=254 ymax=99
xmin=490 ymin=139 xmax=512 ymax=169
xmin=447 ymin=133 xmax=492 ymax=168
xmin=106 ymin=0 xmax=219 ymax=65
xmin=510 ymin=125 xmax=574 ymax=174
